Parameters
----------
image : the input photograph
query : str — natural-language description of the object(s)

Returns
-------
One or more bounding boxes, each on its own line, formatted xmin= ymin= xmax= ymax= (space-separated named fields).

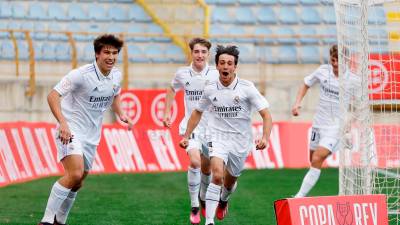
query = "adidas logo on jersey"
xmin=213 ymin=97 xmax=218 ymax=102
xmin=185 ymin=82 xmax=190 ymax=86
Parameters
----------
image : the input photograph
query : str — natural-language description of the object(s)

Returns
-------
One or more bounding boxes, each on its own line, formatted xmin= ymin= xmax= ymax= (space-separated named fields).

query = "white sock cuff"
xmin=188 ymin=167 xmax=201 ymax=185
xmin=309 ymin=167 xmax=321 ymax=175
xmin=54 ymin=182 xmax=71 ymax=197
xmin=208 ymin=183 xmax=221 ymax=193
xmin=188 ymin=167 xmax=200 ymax=173
xmin=201 ymin=173 xmax=211 ymax=183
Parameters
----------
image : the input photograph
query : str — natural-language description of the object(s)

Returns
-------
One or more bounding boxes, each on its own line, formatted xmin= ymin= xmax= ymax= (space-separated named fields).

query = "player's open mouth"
xmin=222 ymin=72 xmax=229 ymax=76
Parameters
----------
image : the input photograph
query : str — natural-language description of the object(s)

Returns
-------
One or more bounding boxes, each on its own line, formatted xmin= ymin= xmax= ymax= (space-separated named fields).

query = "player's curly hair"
xmin=215 ymin=45 xmax=240 ymax=65
xmin=189 ymin=37 xmax=211 ymax=51
xmin=93 ymin=34 xmax=124 ymax=54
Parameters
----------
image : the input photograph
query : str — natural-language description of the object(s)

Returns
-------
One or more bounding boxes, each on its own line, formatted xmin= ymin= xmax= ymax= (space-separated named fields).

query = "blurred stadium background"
xmin=0 ymin=0 xmax=397 ymax=224
xmin=0 ymin=0 xmax=355 ymax=123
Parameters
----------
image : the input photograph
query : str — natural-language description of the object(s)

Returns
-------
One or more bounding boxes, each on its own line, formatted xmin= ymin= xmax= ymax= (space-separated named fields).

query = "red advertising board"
xmin=115 ymin=89 xmax=185 ymax=128
xmin=275 ymin=194 xmax=388 ymax=225
xmin=0 ymin=89 xmax=398 ymax=187
xmin=368 ymin=53 xmax=400 ymax=103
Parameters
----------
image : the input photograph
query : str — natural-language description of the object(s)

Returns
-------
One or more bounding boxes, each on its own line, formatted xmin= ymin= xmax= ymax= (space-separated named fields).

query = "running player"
xmin=163 ymin=37 xmax=219 ymax=224
xmin=179 ymin=45 xmax=273 ymax=225
xmin=38 ymin=34 xmax=134 ymax=225
xmin=292 ymin=44 xmax=342 ymax=198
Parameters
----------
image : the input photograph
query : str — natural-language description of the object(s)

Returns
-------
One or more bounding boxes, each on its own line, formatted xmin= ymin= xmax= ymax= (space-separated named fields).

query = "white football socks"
xmin=188 ymin=167 xmax=201 ymax=207
xmin=205 ymin=183 xmax=221 ymax=225
xmin=295 ymin=167 xmax=321 ymax=198
xmin=220 ymin=182 xmax=237 ymax=202
xmin=56 ymin=191 xmax=77 ymax=224
xmin=41 ymin=182 xmax=71 ymax=223
xmin=199 ymin=173 xmax=211 ymax=202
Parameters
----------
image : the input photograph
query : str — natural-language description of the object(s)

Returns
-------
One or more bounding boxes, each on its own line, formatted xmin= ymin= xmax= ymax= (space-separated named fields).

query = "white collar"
xmin=93 ymin=61 xmax=112 ymax=80
xmin=190 ymin=62 xmax=209 ymax=76
xmin=217 ymin=75 xmax=238 ymax=90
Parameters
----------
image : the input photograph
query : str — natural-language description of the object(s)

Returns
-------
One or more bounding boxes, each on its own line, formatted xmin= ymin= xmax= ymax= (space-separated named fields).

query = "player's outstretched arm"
xmin=255 ymin=108 xmax=273 ymax=150
xmin=163 ymin=86 xmax=176 ymax=128
xmin=48 ymin=89 xmax=72 ymax=145
xmin=292 ymin=83 xmax=310 ymax=116
xmin=112 ymin=95 xmax=133 ymax=130
xmin=179 ymin=109 xmax=203 ymax=149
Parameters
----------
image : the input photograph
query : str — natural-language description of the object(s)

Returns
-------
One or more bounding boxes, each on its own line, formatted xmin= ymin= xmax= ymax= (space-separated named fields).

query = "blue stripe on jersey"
xmin=233 ymin=78 xmax=239 ymax=89
xmin=93 ymin=62 xmax=100 ymax=81
xmin=82 ymin=64 xmax=95 ymax=75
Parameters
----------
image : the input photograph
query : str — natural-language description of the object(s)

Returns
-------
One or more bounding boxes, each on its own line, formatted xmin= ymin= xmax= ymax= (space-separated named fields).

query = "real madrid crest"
xmin=233 ymin=96 xmax=240 ymax=105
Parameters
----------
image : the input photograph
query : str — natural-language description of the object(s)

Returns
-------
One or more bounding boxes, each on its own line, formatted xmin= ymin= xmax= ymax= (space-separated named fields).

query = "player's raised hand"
xmin=179 ymin=137 xmax=189 ymax=149
xmin=291 ymin=104 xmax=301 ymax=116
xmin=119 ymin=114 xmax=134 ymax=130
xmin=59 ymin=121 xmax=73 ymax=145
xmin=163 ymin=116 xmax=171 ymax=128
xmin=255 ymin=138 xmax=268 ymax=150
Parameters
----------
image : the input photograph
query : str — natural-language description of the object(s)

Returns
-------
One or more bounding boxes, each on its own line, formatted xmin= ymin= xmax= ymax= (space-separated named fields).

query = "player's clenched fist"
xmin=179 ymin=137 xmax=189 ymax=149
xmin=291 ymin=104 xmax=301 ymax=116
xmin=255 ymin=138 xmax=268 ymax=150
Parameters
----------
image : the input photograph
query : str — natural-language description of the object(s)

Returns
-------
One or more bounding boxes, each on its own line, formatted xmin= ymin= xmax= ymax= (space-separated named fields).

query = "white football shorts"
xmin=207 ymin=141 xmax=248 ymax=177
xmin=186 ymin=132 xmax=210 ymax=158
xmin=309 ymin=127 xmax=340 ymax=153
xmin=56 ymin=136 xmax=97 ymax=171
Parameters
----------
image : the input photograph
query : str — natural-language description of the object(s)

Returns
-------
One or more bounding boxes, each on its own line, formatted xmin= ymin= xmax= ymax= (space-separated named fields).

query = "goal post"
xmin=335 ymin=0 xmax=400 ymax=223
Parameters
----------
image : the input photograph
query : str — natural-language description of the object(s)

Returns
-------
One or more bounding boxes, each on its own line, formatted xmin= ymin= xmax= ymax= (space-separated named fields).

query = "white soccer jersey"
xmin=54 ymin=61 xmax=122 ymax=145
xmin=342 ymin=70 xmax=362 ymax=108
xmin=171 ymin=63 xmax=219 ymax=135
xmin=196 ymin=76 xmax=269 ymax=156
xmin=304 ymin=64 xmax=341 ymax=129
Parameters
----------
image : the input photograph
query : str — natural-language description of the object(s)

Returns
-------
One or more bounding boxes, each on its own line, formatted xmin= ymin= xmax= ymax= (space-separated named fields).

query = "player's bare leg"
xmin=295 ymin=147 xmax=330 ymax=198
xmin=188 ymin=149 xmax=201 ymax=224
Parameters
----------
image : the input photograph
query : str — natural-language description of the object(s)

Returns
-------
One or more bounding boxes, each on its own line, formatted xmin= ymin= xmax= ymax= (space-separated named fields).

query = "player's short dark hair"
xmin=189 ymin=37 xmax=212 ymax=51
xmin=330 ymin=44 xmax=338 ymax=59
xmin=215 ymin=45 xmax=240 ymax=65
xmin=93 ymin=34 xmax=124 ymax=54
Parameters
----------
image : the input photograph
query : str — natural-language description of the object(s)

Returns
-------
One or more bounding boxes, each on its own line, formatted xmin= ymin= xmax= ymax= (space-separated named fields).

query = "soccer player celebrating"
xmin=163 ymin=37 xmax=219 ymax=224
xmin=179 ymin=45 xmax=273 ymax=225
xmin=291 ymin=44 xmax=342 ymax=198
xmin=38 ymin=34 xmax=134 ymax=225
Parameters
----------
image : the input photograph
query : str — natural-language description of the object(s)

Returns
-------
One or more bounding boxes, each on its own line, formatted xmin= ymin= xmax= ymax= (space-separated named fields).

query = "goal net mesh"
xmin=335 ymin=0 xmax=400 ymax=223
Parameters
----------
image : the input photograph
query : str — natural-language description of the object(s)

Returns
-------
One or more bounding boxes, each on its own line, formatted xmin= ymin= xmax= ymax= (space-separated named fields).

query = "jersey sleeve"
xmin=54 ymin=69 xmax=82 ymax=96
xmin=113 ymin=70 xmax=123 ymax=96
xmin=304 ymin=66 xmax=323 ymax=87
xmin=196 ymin=86 xmax=212 ymax=112
xmin=248 ymin=84 xmax=270 ymax=111
xmin=171 ymin=72 xmax=183 ymax=92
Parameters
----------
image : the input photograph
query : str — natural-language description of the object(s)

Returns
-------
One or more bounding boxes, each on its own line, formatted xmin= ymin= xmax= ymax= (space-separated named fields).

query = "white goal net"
xmin=335 ymin=0 xmax=400 ymax=224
